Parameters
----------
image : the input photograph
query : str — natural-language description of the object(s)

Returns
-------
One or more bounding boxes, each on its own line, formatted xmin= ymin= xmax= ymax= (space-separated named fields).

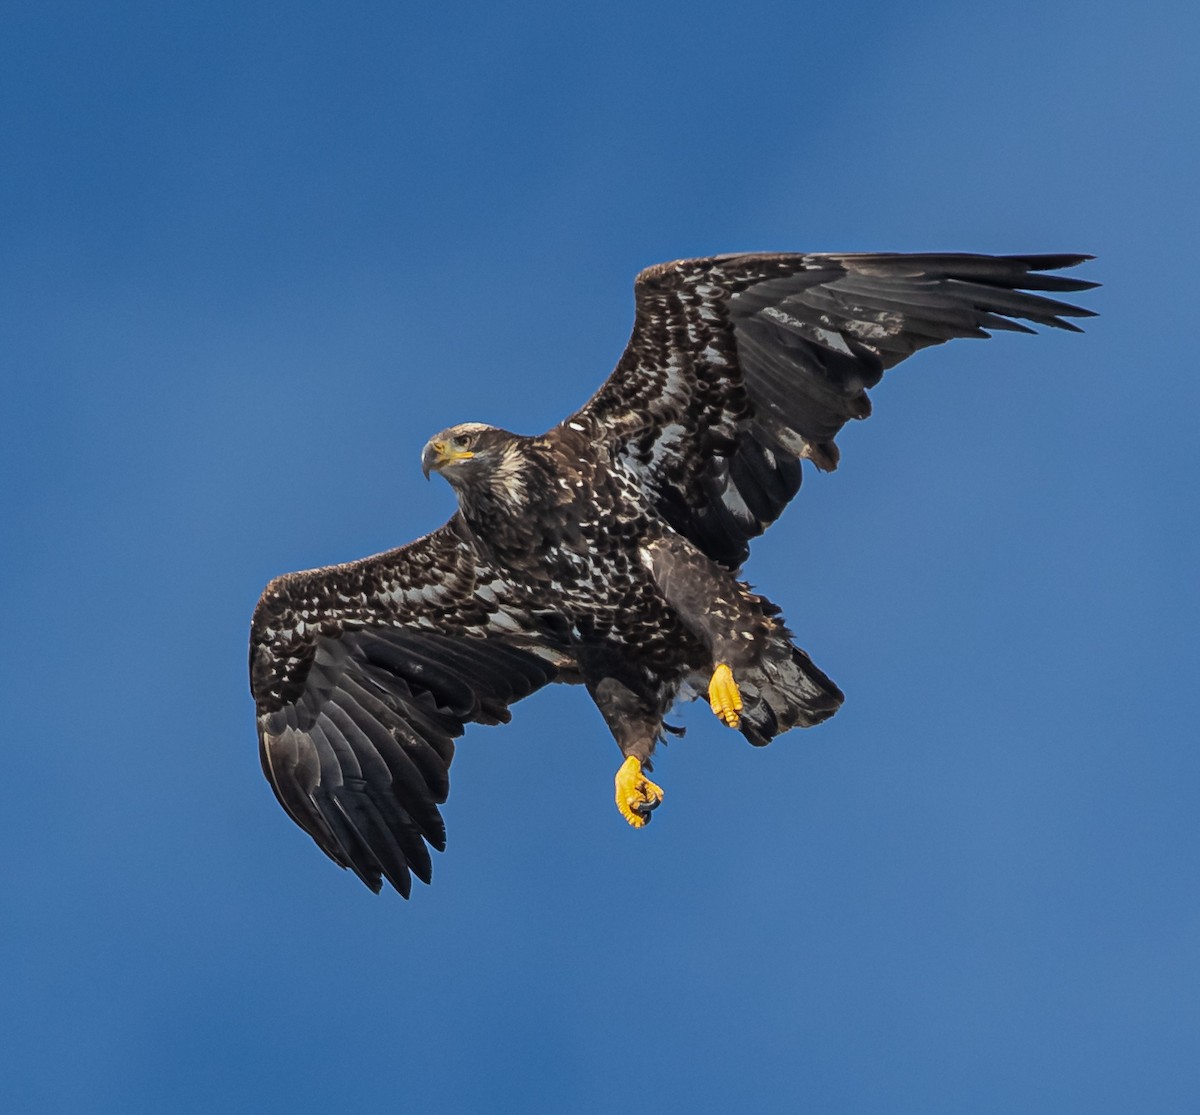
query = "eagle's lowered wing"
xmin=249 ymin=516 xmax=558 ymax=895
xmin=568 ymin=253 xmax=1096 ymax=568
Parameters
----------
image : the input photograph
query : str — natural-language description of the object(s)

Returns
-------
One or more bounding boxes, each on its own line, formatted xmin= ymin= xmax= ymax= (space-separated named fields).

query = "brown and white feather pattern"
xmin=568 ymin=252 xmax=1096 ymax=567
xmin=250 ymin=250 xmax=1095 ymax=897
xmin=250 ymin=516 xmax=561 ymax=895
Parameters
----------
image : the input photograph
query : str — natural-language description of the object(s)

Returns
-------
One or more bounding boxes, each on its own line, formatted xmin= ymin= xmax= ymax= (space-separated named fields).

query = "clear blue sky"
xmin=3 ymin=3 xmax=1197 ymax=1112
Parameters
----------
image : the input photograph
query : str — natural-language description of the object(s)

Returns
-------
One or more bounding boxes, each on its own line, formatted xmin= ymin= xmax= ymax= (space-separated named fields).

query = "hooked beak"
xmin=421 ymin=439 xmax=474 ymax=479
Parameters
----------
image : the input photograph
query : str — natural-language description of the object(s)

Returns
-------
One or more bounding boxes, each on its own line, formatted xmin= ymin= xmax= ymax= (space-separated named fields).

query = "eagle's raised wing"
xmin=249 ymin=516 xmax=559 ymax=895
xmin=568 ymin=253 xmax=1096 ymax=567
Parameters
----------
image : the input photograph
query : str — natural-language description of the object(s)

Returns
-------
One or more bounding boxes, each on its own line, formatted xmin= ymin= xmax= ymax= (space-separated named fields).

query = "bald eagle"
xmin=250 ymin=252 xmax=1095 ymax=896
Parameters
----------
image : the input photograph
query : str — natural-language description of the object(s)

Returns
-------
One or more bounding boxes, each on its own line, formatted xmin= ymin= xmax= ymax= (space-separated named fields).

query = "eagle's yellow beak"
xmin=421 ymin=439 xmax=475 ymax=479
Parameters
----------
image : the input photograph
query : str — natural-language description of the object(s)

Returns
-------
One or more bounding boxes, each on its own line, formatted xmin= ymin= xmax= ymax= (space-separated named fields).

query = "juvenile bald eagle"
xmin=250 ymin=251 xmax=1095 ymax=895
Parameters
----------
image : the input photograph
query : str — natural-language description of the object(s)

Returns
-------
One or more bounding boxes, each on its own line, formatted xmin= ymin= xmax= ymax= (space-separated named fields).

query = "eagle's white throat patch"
xmin=491 ymin=440 xmax=529 ymax=505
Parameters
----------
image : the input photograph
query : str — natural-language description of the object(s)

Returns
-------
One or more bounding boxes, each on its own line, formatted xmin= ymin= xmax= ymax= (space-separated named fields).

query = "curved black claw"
xmin=633 ymin=796 xmax=661 ymax=819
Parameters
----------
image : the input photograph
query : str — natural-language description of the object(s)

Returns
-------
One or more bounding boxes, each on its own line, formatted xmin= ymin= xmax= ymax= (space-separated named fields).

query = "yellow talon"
xmin=708 ymin=663 xmax=742 ymax=728
xmin=614 ymin=756 xmax=664 ymax=828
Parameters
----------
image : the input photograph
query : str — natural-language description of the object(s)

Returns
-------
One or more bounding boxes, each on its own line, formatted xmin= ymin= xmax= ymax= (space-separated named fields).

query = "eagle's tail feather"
xmin=735 ymin=640 xmax=844 ymax=746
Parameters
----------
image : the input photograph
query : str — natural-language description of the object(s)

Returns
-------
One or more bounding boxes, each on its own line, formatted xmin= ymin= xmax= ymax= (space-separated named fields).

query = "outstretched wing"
xmin=249 ymin=515 xmax=560 ymax=896
xmin=568 ymin=252 xmax=1096 ymax=567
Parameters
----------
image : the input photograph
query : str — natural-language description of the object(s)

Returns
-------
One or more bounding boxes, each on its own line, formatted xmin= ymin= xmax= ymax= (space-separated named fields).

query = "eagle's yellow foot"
xmin=708 ymin=663 xmax=742 ymax=729
xmin=615 ymin=756 xmax=664 ymax=828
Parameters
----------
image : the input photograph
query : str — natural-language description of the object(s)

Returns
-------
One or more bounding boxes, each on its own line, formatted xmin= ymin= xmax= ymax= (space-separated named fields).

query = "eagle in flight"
xmin=250 ymin=251 xmax=1095 ymax=896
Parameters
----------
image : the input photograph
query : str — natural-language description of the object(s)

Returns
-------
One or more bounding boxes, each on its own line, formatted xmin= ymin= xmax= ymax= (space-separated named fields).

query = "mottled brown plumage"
xmin=250 ymin=251 xmax=1095 ymax=895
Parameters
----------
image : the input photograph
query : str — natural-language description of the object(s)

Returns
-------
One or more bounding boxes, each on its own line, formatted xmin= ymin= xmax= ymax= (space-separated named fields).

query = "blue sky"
xmin=3 ymin=2 xmax=1197 ymax=1111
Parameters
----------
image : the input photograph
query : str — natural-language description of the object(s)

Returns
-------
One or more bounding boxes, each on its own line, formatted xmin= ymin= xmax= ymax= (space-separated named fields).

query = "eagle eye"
xmin=453 ymin=433 xmax=475 ymax=450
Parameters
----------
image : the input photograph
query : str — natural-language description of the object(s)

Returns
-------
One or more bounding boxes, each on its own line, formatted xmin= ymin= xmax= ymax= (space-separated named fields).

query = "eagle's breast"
xmin=454 ymin=433 xmax=659 ymax=620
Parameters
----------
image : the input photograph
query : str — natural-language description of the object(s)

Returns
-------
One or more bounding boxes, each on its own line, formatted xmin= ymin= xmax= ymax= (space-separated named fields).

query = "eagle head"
xmin=421 ymin=423 xmax=522 ymax=491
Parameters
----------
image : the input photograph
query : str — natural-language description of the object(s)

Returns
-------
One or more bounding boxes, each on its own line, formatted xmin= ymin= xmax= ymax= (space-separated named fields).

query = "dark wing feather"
xmin=567 ymin=252 xmax=1096 ymax=567
xmin=250 ymin=515 xmax=559 ymax=895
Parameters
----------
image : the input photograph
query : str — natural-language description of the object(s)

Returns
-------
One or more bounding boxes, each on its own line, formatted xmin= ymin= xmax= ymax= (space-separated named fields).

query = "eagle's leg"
xmin=643 ymin=536 xmax=761 ymax=730
xmin=578 ymin=647 xmax=668 ymax=828
xmin=595 ymin=677 xmax=665 ymax=828
xmin=643 ymin=534 xmax=843 ymax=741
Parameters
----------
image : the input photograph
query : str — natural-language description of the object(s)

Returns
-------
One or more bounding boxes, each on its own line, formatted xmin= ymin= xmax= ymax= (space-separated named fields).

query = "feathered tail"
xmin=735 ymin=638 xmax=844 ymax=746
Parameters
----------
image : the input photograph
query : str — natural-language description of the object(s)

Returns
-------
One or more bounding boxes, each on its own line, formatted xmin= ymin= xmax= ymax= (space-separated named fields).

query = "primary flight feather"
xmin=249 ymin=251 xmax=1096 ymax=896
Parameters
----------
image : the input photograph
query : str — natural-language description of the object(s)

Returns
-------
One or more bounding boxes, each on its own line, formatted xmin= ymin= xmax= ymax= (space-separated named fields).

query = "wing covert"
xmin=250 ymin=517 xmax=559 ymax=895
xmin=568 ymin=252 xmax=1096 ymax=568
